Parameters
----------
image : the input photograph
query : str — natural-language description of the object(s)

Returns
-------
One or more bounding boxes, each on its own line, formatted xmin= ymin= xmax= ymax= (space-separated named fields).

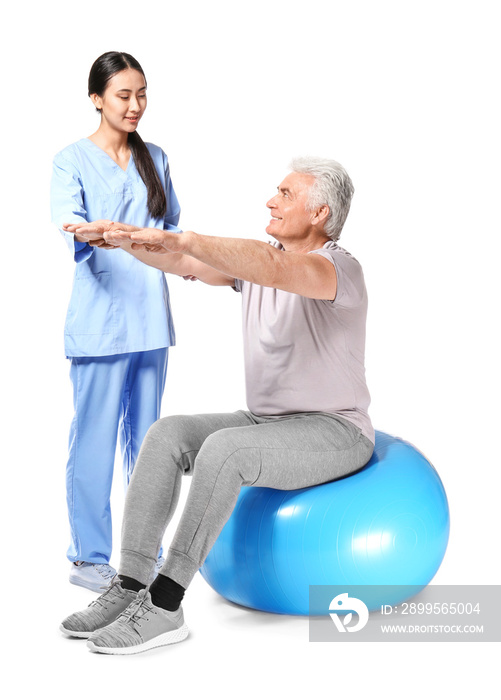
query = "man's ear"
xmin=312 ymin=204 xmax=330 ymax=227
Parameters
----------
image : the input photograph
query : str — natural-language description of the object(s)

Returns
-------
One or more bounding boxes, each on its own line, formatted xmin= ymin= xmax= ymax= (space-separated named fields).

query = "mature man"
xmin=60 ymin=156 xmax=374 ymax=655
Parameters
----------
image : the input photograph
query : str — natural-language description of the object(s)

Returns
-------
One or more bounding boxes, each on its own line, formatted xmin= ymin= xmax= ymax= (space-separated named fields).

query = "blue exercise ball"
xmin=200 ymin=431 xmax=450 ymax=615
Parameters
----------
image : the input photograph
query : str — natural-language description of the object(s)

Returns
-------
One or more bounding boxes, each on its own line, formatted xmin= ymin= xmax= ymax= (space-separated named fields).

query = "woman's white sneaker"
xmin=69 ymin=561 xmax=117 ymax=592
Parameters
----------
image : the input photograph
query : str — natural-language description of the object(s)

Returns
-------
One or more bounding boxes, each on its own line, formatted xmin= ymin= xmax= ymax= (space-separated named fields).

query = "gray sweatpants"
xmin=119 ymin=410 xmax=374 ymax=589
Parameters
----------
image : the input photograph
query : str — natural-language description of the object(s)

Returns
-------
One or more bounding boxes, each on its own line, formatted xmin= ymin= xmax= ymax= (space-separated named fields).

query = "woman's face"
xmin=91 ymin=68 xmax=147 ymax=134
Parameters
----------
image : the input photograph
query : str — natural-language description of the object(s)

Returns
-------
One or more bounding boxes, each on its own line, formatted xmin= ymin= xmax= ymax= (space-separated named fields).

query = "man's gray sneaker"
xmin=60 ymin=577 xmax=138 ymax=639
xmin=87 ymin=589 xmax=189 ymax=654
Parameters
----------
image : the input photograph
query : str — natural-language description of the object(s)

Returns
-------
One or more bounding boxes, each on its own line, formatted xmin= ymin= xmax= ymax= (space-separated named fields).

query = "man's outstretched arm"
xmin=108 ymin=228 xmax=337 ymax=300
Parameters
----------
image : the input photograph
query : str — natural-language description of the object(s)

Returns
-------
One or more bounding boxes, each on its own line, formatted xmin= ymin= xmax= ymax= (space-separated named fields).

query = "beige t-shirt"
xmin=234 ymin=240 xmax=374 ymax=443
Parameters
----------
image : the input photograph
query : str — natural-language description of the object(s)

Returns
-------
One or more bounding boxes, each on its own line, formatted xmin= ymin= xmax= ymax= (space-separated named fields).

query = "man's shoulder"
xmin=315 ymin=241 xmax=362 ymax=268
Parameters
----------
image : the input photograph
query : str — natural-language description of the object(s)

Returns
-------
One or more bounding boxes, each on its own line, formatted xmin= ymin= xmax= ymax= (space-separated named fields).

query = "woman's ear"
xmin=90 ymin=93 xmax=102 ymax=112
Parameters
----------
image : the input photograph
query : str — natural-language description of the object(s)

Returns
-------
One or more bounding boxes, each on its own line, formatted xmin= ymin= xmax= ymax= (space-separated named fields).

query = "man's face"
xmin=266 ymin=172 xmax=316 ymax=241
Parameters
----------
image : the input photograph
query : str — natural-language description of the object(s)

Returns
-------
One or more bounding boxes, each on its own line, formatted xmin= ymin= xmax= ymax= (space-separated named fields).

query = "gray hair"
xmin=290 ymin=156 xmax=354 ymax=241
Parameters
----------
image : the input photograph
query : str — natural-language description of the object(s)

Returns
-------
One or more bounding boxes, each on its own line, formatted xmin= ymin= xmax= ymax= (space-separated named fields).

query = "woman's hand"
xmin=63 ymin=220 xmax=140 ymax=249
xmin=63 ymin=220 xmax=116 ymax=247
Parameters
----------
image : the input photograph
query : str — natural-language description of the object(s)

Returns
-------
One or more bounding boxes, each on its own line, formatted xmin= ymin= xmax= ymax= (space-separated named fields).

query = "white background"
xmin=2 ymin=0 xmax=499 ymax=695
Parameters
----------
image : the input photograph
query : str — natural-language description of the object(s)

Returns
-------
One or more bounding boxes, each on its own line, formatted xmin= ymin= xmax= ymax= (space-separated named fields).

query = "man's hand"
xmin=105 ymin=228 xmax=186 ymax=255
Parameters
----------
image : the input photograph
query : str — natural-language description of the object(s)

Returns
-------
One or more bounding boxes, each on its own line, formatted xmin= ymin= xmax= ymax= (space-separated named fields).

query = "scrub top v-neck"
xmin=84 ymin=137 xmax=132 ymax=172
xmin=51 ymin=137 xmax=181 ymax=357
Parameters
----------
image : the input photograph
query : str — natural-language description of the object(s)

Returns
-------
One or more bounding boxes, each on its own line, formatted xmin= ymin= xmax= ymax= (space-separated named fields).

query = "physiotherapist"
xmin=50 ymin=51 xmax=181 ymax=592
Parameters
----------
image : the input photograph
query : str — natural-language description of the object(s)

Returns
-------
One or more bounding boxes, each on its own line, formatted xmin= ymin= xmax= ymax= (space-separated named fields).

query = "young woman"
xmin=51 ymin=52 xmax=181 ymax=592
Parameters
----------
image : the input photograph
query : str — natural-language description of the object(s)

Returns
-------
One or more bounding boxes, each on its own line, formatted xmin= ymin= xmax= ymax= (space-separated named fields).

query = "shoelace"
xmin=122 ymin=590 xmax=153 ymax=623
xmin=90 ymin=577 xmax=125 ymax=609
xmin=94 ymin=564 xmax=116 ymax=580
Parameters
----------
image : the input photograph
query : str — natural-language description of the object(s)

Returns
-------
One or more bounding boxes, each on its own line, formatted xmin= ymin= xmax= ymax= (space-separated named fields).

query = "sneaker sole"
xmin=60 ymin=623 xmax=94 ymax=639
xmin=86 ymin=624 xmax=189 ymax=655
xmin=69 ymin=575 xmax=112 ymax=594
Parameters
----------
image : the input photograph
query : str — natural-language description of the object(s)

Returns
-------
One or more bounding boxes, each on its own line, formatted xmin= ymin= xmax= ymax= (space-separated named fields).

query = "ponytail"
xmin=128 ymin=131 xmax=167 ymax=219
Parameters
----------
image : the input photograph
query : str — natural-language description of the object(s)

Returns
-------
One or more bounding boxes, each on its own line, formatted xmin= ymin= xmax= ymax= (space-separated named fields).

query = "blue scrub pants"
xmin=66 ymin=348 xmax=168 ymax=564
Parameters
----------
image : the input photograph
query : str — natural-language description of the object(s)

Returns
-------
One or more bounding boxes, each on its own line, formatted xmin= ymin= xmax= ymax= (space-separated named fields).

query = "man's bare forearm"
xmin=182 ymin=231 xmax=284 ymax=287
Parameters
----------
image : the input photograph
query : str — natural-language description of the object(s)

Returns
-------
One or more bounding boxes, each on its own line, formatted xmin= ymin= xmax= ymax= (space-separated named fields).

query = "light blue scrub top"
xmin=51 ymin=138 xmax=181 ymax=358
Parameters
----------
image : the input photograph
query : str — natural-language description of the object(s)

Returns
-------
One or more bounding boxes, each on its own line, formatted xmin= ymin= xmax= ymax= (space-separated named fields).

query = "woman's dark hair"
xmin=88 ymin=51 xmax=167 ymax=219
